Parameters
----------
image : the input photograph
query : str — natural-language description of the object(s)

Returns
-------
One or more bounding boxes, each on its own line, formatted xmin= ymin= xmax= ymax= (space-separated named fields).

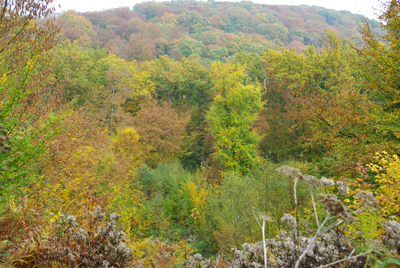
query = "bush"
xmin=45 ymin=207 xmax=133 ymax=267
xmin=134 ymin=163 xmax=198 ymax=241
xmin=204 ymin=161 xmax=311 ymax=252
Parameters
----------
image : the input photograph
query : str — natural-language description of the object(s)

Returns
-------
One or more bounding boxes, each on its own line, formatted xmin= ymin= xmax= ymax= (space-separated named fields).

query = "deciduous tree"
xmin=135 ymin=100 xmax=186 ymax=168
xmin=0 ymin=0 xmax=64 ymax=211
xmin=207 ymin=62 xmax=263 ymax=174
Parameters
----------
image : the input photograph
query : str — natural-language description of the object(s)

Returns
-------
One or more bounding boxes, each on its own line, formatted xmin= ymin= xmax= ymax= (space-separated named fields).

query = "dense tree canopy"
xmin=2 ymin=1 xmax=400 ymax=267
xmin=57 ymin=1 xmax=380 ymax=63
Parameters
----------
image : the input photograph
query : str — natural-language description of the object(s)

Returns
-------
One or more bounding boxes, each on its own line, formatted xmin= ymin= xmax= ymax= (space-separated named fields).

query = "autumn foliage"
xmin=1 ymin=0 xmax=400 ymax=267
xmin=135 ymin=100 xmax=186 ymax=168
xmin=56 ymin=1 xmax=379 ymax=63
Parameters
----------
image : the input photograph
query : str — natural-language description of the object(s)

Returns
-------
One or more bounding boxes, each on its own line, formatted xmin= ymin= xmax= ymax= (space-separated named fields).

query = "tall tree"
xmin=207 ymin=62 xmax=263 ymax=174
xmin=135 ymin=100 xmax=185 ymax=168
xmin=0 ymin=0 xmax=65 ymax=211
xmin=59 ymin=11 xmax=96 ymax=44
xmin=356 ymin=0 xmax=400 ymax=146
xmin=262 ymin=26 xmax=400 ymax=175
xmin=51 ymin=40 xmax=109 ymax=106
xmin=262 ymin=31 xmax=369 ymax=172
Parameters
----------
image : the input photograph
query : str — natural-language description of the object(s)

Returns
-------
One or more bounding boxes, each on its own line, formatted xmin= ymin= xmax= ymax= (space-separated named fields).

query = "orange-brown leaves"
xmin=43 ymin=110 xmax=102 ymax=175
xmin=261 ymin=31 xmax=377 ymax=173
xmin=39 ymin=110 xmax=139 ymax=217
xmin=59 ymin=11 xmax=96 ymax=44
xmin=135 ymin=100 xmax=185 ymax=168
xmin=0 ymin=0 xmax=59 ymax=64
xmin=0 ymin=0 xmax=62 ymax=130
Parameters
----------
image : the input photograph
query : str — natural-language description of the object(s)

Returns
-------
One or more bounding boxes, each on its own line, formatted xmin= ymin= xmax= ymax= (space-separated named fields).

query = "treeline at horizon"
xmin=57 ymin=0 xmax=380 ymax=62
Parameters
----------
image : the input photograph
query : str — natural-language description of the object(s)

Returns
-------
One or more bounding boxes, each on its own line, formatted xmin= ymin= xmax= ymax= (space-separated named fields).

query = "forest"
xmin=0 ymin=0 xmax=400 ymax=267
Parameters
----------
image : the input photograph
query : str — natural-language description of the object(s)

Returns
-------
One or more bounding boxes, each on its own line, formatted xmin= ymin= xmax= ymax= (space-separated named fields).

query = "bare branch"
xmin=317 ymin=249 xmax=372 ymax=268
xmin=294 ymin=215 xmax=330 ymax=268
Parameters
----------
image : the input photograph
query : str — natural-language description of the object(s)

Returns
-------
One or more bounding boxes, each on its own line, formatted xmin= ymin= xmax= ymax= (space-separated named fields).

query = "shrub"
xmin=368 ymin=152 xmax=400 ymax=217
xmin=230 ymin=216 xmax=364 ymax=268
xmin=205 ymin=161 xmax=311 ymax=252
xmin=45 ymin=207 xmax=133 ymax=267
xmin=134 ymin=163 xmax=198 ymax=241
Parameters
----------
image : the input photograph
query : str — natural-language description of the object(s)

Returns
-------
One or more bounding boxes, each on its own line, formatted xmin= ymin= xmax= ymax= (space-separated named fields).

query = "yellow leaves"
xmin=112 ymin=127 xmax=140 ymax=143
xmin=26 ymin=56 xmax=37 ymax=69
xmin=254 ymin=12 xmax=273 ymax=24
xmin=160 ymin=12 xmax=178 ymax=27
xmin=0 ymin=73 xmax=8 ymax=86
xmin=208 ymin=74 xmax=263 ymax=173
xmin=60 ymin=188 xmax=72 ymax=200
xmin=103 ymin=53 xmax=140 ymax=93
xmin=128 ymin=238 xmax=194 ymax=267
xmin=190 ymin=208 xmax=200 ymax=219
xmin=210 ymin=61 xmax=247 ymax=95
xmin=130 ymin=69 xmax=155 ymax=97
xmin=367 ymin=152 xmax=400 ymax=217
xmin=186 ymin=181 xmax=208 ymax=210
xmin=107 ymin=183 xmax=148 ymax=239
xmin=111 ymin=127 xmax=143 ymax=168
xmin=48 ymin=211 xmax=62 ymax=223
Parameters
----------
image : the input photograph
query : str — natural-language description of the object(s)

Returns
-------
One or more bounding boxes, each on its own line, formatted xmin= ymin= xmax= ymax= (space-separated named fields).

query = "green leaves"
xmin=207 ymin=63 xmax=263 ymax=174
xmin=260 ymin=30 xmax=389 ymax=173
xmin=357 ymin=1 xmax=400 ymax=108
xmin=51 ymin=40 xmax=109 ymax=106
xmin=0 ymin=1 xmax=66 ymax=213
xmin=178 ymin=38 xmax=206 ymax=58
xmin=351 ymin=212 xmax=379 ymax=241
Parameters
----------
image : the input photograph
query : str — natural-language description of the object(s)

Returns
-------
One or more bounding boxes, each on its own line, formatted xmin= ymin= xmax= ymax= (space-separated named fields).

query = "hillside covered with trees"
xmin=59 ymin=1 xmax=380 ymax=62
xmin=1 ymin=0 xmax=400 ymax=267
